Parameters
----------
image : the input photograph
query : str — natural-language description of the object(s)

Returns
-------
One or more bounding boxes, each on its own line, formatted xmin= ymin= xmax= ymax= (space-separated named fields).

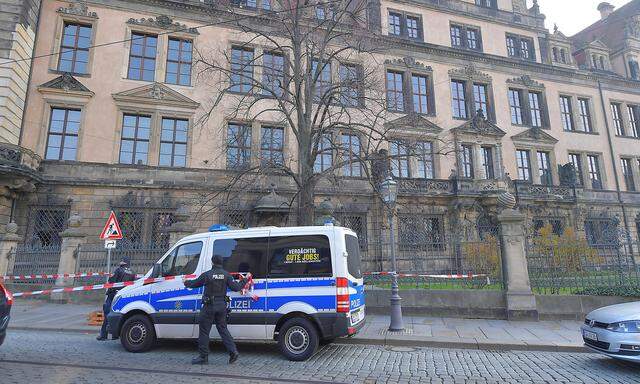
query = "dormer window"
xmin=629 ymin=59 xmax=639 ymax=80
xmin=475 ymin=0 xmax=497 ymax=9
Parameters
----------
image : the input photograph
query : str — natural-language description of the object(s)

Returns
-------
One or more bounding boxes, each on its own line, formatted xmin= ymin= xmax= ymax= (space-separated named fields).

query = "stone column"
xmin=52 ymin=213 xmax=85 ymax=303
xmin=0 ymin=222 xmax=22 ymax=276
xmin=473 ymin=143 xmax=485 ymax=180
xmin=495 ymin=143 xmax=505 ymax=179
xmin=498 ymin=206 xmax=539 ymax=320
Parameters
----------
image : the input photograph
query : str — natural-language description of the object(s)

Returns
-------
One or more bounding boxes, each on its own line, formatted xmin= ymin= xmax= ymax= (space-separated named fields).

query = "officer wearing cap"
xmin=97 ymin=256 xmax=136 ymax=341
xmin=184 ymin=254 xmax=251 ymax=365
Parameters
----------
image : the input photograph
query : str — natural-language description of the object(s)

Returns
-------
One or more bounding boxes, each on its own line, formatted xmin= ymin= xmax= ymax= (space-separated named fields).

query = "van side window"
xmin=268 ymin=235 xmax=332 ymax=277
xmin=161 ymin=241 xmax=202 ymax=277
xmin=213 ymin=237 xmax=268 ymax=278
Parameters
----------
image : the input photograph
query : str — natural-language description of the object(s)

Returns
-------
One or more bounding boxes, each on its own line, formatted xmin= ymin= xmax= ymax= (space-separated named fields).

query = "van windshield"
xmin=345 ymin=234 xmax=362 ymax=278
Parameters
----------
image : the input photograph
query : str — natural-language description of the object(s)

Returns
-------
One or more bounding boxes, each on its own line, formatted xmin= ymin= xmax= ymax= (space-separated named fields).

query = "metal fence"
xmin=526 ymin=228 xmax=639 ymax=295
xmin=76 ymin=244 xmax=168 ymax=284
xmin=6 ymin=244 xmax=61 ymax=290
xmin=364 ymin=215 xmax=503 ymax=290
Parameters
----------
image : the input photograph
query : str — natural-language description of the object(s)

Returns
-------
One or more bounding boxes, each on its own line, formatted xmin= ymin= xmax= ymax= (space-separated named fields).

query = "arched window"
xmin=552 ymin=47 xmax=559 ymax=62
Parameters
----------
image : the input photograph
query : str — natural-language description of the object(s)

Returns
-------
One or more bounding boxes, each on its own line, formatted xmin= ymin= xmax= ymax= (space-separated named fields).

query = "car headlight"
xmin=606 ymin=321 xmax=640 ymax=333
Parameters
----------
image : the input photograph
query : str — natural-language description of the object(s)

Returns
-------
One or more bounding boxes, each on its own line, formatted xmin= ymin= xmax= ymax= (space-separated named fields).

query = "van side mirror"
xmin=151 ymin=264 xmax=163 ymax=278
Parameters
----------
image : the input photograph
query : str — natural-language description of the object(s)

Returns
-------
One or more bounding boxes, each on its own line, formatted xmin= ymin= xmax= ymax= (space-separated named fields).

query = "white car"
xmin=581 ymin=301 xmax=640 ymax=362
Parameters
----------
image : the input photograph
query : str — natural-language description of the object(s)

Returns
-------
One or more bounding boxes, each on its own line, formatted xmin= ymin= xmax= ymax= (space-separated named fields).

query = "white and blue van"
xmin=107 ymin=225 xmax=365 ymax=361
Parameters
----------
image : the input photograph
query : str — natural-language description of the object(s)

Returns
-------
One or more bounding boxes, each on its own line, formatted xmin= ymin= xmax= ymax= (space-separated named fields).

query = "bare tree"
xmin=193 ymin=0 xmax=451 ymax=225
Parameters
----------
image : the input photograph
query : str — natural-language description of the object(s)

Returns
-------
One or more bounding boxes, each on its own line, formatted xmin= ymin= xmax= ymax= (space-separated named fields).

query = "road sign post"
xmin=100 ymin=211 xmax=123 ymax=282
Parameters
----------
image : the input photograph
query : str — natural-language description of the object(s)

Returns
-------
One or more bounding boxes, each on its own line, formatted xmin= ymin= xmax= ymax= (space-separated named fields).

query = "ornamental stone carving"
xmin=448 ymin=64 xmax=492 ymax=82
xmin=506 ymin=75 xmax=545 ymax=89
xmin=57 ymin=2 xmax=98 ymax=19
xmin=625 ymin=15 xmax=640 ymax=39
xmin=127 ymin=15 xmax=199 ymax=35
xmin=384 ymin=57 xmax=432 ymax=71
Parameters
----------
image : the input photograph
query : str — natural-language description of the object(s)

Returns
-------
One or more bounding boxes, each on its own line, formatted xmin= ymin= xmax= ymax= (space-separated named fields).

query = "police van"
xmin=107 ymin=225 xmax=365 ymax=361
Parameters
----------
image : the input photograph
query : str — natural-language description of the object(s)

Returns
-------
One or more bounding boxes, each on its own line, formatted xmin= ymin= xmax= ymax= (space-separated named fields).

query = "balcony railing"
xmin=397 ymin=178 xmax=454 ymax=195
xmin=514 ymin=182 xmax=576 ymax=201
xmin=0 ymin=142 xmax=41 ymax=174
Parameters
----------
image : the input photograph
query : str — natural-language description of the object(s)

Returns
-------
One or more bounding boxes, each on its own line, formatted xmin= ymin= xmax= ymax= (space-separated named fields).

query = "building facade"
xmin=4 ymin=0 xmax=640 ymax=274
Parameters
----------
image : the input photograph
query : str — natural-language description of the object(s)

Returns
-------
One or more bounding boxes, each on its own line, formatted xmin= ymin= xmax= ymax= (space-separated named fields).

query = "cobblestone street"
xmin=1 ymin=330 xmax=638 ymax=384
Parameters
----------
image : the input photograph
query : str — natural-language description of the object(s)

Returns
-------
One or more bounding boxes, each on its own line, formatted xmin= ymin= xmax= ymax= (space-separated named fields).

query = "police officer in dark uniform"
xmin=184 ymin=254 xmax=250 ymax=365
xmin=97 ymin=256 xmax=136 ymax=341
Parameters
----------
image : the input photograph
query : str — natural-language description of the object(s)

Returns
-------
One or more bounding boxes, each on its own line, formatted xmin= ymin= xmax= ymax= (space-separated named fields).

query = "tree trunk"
xmin=297 ymin=179 xmax=315 ymax=226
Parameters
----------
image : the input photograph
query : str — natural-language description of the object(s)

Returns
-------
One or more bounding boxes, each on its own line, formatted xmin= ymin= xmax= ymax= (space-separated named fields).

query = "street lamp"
xmin=379 ymin=176 xmax=404 ymax=331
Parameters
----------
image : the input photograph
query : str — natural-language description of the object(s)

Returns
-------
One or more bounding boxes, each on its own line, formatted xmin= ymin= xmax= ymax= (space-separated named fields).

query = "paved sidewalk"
xmin=8 ymin=301 xmax=586 ymax=352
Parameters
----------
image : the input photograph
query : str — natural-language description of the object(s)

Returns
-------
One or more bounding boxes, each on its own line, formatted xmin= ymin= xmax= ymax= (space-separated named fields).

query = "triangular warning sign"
xmin=100 ymin=211 xmax=123 ymax=240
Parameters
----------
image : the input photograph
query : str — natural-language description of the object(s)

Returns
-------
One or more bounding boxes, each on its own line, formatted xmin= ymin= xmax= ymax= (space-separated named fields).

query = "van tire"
xmin=120 ymin=314 xmax=155 ymax=353
xmin=278 ymin=317 xmax=319 ymax=361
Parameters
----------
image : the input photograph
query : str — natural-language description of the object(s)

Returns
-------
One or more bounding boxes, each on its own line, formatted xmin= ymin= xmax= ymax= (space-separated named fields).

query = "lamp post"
xmin=380 ymin=176 xmax=404 ymax=331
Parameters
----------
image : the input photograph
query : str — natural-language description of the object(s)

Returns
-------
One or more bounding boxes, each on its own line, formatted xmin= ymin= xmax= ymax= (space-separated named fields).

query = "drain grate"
xmin=379 ymin=328 xmax=414 ymax=336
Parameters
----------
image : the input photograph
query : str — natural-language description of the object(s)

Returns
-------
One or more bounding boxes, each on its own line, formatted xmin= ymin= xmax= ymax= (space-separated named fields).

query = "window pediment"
xmin=507 ymin=75 xmax=545 ymax=89
xmin=127 ymin=15 xmax=199 ymax=35
xmin=37 ymin=73 xmax=94 ymax=99
xmin=384 ymin=57 xmax=432 ymax=72
xmin=452 ymin=113 xmax=505 ymax=138
xmin=448 ymin=64 xmax=492 ymax=82
xmin=57 ymin=2 xmax=98 ymax=19
xmin=384 ymin=113 xmax=442 ymax=135
xmin=112 ymin=83 xmax=199 ymax=110
xmin=511 ymin=127 xmax=558 ymax=146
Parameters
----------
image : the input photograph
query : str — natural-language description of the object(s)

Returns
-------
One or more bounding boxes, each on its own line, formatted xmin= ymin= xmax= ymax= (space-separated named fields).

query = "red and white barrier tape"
xmin=364 ymin=272 xmax=487 ymax=279
xmin=0 ymin=272 xmax=145 ymax=281
xmin=11 ymin=273 xmax=259 ymax=300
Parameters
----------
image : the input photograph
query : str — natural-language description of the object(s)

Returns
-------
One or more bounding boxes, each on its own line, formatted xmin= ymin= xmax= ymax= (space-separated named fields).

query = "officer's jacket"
xmin=107 ymin=265 xmax=136 ymax=296
xmin=184 ymin=266 xmax=247 ymax=301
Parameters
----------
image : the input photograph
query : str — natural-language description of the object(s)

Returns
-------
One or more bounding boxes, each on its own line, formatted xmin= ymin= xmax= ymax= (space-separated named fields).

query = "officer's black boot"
xmin=191 ymin=355 xmax=208 ymax=365
xmin=229 ymin=352 xmax=239 ymax=364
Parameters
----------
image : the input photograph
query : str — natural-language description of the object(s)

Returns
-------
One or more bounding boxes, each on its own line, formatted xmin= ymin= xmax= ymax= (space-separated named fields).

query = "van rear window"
xmin=268 ymin=235 xmax=332 ymax=277
xmin=345 ymin=235 xmax=362 ymax=278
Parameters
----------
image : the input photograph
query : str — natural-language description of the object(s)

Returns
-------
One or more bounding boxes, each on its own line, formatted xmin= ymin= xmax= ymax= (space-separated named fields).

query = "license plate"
xmin=583 ymin=330 xmax=598 ymax=341
xmin=351 ymin=308 xmax=364 ymax=324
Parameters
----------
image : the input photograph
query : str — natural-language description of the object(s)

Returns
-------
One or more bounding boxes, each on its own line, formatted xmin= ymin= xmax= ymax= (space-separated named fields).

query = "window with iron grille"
xmin=58 ymin=22 xmax=91 ymax=74
xmin=612 ymin=103 xmax=625 ymax=136
xmin=263 ymin=51 xmax=285 ymax=98
xmin=260 ymin=126 xmax=284 ymax=166
xmin=314 ymin=134 xmax=333 ymax=173
xmin=560 ymin=96 xmax=574 ymax=131
xmin=584 ymin=219 xmax=618 ymax=246
xmin=569 ymin=153 xmax=584 ymax=186
xmin=159 ymin=118 xmax=188 ymax=167
xmin=533 ymin=218 xmax=564 ymax=236
xmin=516 ymin=149 xmax=531 ymax=182
xmin=537 ymin=151 xmax=553 ymax=185
xmin=621 ymin=158 xmax=636 ymax=192
xmin=341 ymin=134 xmax=362 ymax=177
xmin=231 ymin=47 xmax=254 ymax=93
xmin=25 ymin=207 xmax=68 ymax=247
xmin=390 ymin=140 xmax=409 ymax=178
xmin=578 ymin=98 xmax=593 ymax=133
xmin=398 ymin=215 xmax=445 ymax=251
xmin=337 ymin=214 xmax=367 ymax=250
xmin=227 ymin=123 xmax=252 ymax=169
xmin=416 ymin=141 xmax=434 ymax=179
xmin=461 ymin=145 xmax=474 ymax=179
xmin=116 ymin=210 xmax=175 ymax=249
xmin=220 ymin=209 xmax=252 ymax=229
xmin=119 ymin=114 xmax=151 ymax=165
xmin=46 ymin=108 xmax=81 ymax=161
xmin=165 ymin=38 xmax=192 ymax=86
xmin=128 ymin=33 xmax=157 ymax=81
xmin=386 ymin=70 xmax=404 ymax=112
xmin=587 ymin=154 xmax=603 ymax=190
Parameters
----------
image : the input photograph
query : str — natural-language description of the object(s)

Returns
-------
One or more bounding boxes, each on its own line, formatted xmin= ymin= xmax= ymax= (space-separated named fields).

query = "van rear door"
xmin=344 ymin=234 xmax=365 ymax=326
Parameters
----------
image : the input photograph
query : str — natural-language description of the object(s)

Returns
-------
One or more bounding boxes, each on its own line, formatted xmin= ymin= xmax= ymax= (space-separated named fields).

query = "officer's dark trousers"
xmin=99 ymin=294 xmax=114 ymax=339
xmin=198 ymin=302 xmax=237 ymax=357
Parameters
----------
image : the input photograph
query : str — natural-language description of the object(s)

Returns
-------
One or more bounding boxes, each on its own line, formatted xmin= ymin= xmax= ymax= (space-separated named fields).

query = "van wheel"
xmin=120 ymin=314 xmax=155 ymax=353
xmin=278 ymin=317 xmax=319 ymax=361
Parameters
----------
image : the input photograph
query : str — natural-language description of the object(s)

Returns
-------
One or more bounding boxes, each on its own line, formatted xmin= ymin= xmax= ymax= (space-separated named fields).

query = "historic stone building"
xmin=2 ymin=0 xmax=640 ymax=275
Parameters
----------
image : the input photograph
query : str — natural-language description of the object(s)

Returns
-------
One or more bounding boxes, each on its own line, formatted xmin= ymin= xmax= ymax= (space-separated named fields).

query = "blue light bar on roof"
xmin=209 ymin=224 xmax=230 ymax=232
